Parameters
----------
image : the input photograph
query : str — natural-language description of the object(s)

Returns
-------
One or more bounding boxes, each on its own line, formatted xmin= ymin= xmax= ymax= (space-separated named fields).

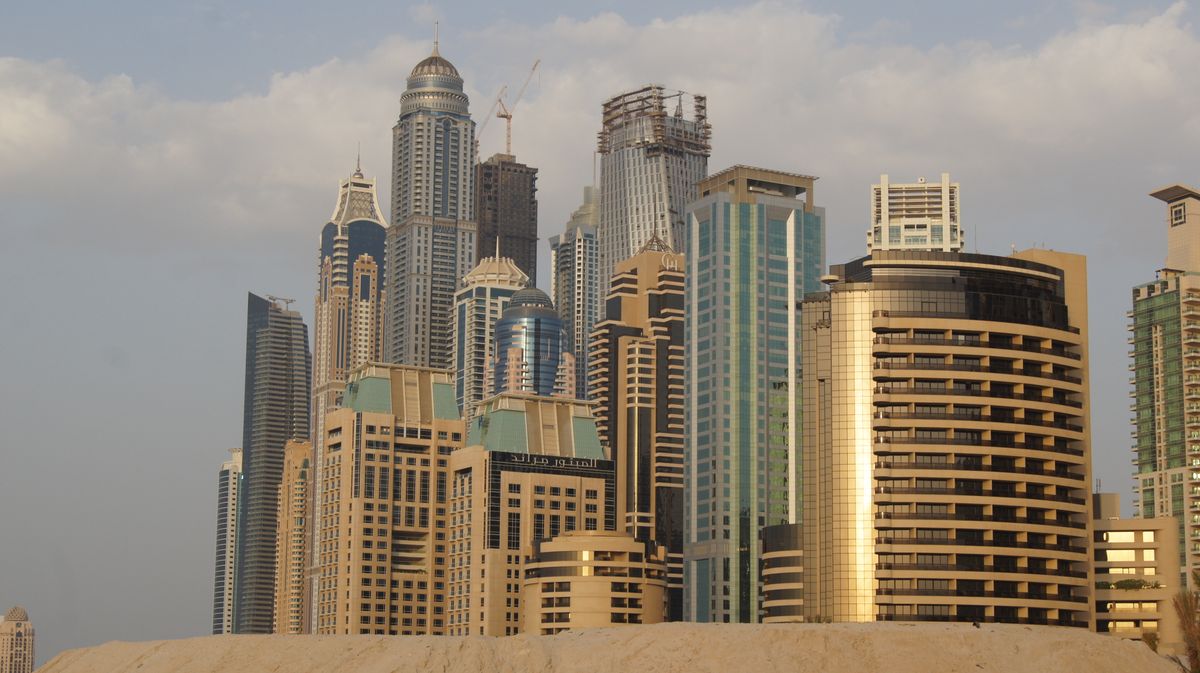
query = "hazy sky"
xmin=0 ymin=0 xmax=1195 ymax=664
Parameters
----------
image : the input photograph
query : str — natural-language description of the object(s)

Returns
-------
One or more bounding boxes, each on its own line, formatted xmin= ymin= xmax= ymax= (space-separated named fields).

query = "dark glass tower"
xmin=235 ymin=293 xmax=311 ymax=633
xmin=476 ymin=153 xmax=538 ymax=285
xmin=491 ymin=288 xmax=569 ymax=397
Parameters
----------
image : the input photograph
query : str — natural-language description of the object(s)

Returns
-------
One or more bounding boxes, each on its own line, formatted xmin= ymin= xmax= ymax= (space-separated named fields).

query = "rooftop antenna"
xmin=354 ymin=142 xmax=362 ymax=177
xmin=495 ymin=236 xmax=501 ymax=260
xmin=433 ymin=20 xmax=440 ymax=55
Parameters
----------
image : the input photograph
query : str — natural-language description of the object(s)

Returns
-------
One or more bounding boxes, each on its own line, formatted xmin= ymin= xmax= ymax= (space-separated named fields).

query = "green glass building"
xmin=682 ymin=165 xmax=825 ymax=622
xmin=1132 ymin=184 xmax=1200 ymax=588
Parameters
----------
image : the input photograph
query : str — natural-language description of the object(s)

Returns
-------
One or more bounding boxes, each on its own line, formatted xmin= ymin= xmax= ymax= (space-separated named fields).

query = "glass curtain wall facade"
xmin=802 ymin=249 xmax=1093 ymax=628
xmin=235 ymin=293 xmax=311 ymax=634
xmin=491 ymin=288 xmax=572 ymax=398
xmin=683 ymin=166 xmax=825 ymax=623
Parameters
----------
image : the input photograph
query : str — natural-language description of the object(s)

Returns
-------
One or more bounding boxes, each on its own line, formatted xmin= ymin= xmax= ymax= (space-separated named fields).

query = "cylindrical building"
xmin=491 ymin=288 xmax=571 ymax=397
xmin=521 ymin=531 xmax=667 ymax=635
xmin=761 ymin=523 xmax=804 ymax=623
xmin=801 ymin=249 xmax=1092 ymax=628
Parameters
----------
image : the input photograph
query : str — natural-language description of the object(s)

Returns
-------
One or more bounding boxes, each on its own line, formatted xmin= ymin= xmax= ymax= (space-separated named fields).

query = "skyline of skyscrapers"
xmin=683 ymin=166 xmax=826 ymax=623
xmin=188 ymin=35 xmax=1170 ymax=648
xmin=549 ymin=186 xmax=600 ymax=400
xmin=234 ymin=293 xmax=311 ymax=634
xmin=385 ymin=44 xmax=478 ymax=369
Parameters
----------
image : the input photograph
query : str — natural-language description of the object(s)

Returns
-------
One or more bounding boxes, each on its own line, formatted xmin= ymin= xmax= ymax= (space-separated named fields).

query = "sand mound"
xmin=39 ymin=622 xmax=1174 ymax=673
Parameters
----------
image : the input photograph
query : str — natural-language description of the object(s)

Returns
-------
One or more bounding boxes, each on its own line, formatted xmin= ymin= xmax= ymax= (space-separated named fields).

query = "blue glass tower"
xmin=491 ymin=288 xmax=570 ymax=397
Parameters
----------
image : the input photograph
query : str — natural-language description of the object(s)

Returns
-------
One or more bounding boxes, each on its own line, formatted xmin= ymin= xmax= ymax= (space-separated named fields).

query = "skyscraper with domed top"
xmin=386 ymin=40 xmax=478 ymax=369
xmin=0 ymin=606 xmax=33 ymax=673
xmin=491 ymin=288 xmax=574 ymax=398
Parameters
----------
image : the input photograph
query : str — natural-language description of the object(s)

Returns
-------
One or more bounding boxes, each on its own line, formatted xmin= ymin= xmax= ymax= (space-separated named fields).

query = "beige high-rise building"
xmin=1093 ymin=492 xmax=1182 ymax=654
xmin=211 ymin=448 xmax=242 ymax=634
xmin=801 ymin=247 xmax=1092 ymax=628
xmin=274 ymin=439 xmax=311 ymax=634
xmin=447 ymin=393 xmax=615 ymax=636
xmin=313 ymin=364 xmax=464 ymax=635
xmin=0 ymin=607 xmax=33 ymax=673
xmin=1131 ymin=185 xmax=1200 ymax=589
xmin=589 ymin=234 xmax=685 ymax=619
xmin=521 ymin=531 xmax=667 ymax=634
xmin=869 ymin=173 xmax=961 ymax=252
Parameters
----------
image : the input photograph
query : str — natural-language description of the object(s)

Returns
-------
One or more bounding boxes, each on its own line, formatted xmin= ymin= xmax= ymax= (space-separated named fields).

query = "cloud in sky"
xmin=1 ymin=1 xmax=1199 ymax=662
xmin=1 ymin=2 xmax=1196 ymax=256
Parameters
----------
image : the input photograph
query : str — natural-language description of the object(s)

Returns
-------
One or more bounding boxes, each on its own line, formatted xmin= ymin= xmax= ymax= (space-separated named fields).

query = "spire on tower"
xmin=432 ymin=20 xmax=440 ymax=56
xmin=353 ymin=143 xmax=363 ymax=178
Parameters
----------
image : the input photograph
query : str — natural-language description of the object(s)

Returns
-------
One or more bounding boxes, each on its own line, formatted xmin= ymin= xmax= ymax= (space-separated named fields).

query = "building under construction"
xmin=595 ymin=85 xmax=711 ymax=317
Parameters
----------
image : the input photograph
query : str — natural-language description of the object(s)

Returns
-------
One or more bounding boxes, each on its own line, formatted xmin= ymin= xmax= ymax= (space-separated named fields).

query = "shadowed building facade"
xmin=235 ymin=293 xmax=311 ymax=634
xmin=549 ymin=186 xmax=600 ymax=400
xmin=683 ymin=166 xmax=825 ymax=623
xmin=801 ymin=248 xmax=1092 ymax=628
xmin=211 ymin=448 xmax=242 ymax=634
xmin=475 ymin=153 xmax=538 ymax=285
xmin=386 ymin=44 xmax=477 ymax=369
xmin=274 ymin=439 xmax=311 ymax=634
xmin=313 ymin=364 xmax=464 ymax=635
xmin=589 ymin=235 xmax=685 ymax=619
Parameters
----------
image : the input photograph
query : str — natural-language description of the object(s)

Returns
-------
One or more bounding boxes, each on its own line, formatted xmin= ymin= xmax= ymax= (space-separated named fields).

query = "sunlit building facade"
xmin=801 ymin=248 xmax=1093 ymax=628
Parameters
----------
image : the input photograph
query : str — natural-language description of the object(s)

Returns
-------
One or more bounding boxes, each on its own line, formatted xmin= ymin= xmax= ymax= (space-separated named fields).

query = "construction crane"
xmin=496 ymin=59 xmax=540 ymax=155
xmin=474 ymin=85 xmax=506 ymax=161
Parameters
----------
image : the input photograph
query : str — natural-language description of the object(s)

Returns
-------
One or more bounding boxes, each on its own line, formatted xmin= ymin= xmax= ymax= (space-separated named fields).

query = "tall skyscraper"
xmin=386 ymin=43 xmax=477 ymax=369
xmin=589 ymin=234 xmax=685 ymax=619
xmin=312 ymin=161 xmax=387 ymax=460
xmin=453 ymin=251 xmax=528 ymax=419
xmin=447 ymin=393 xmax=615 ymax=636
xmin=597 ymin=85 xmax=710 ymax=312
xmin=868 ymin=173 xmax=962 ymax=252
xmin=801 ymin=247 xmax=1092 ymax=628
xmin=313 ymin=364 xmax=464 ymax=635
xmin=235 ymin=293 xmax=311 ymax=634
xmin=683 ymin=166 xmax=825 ymax=623
xmin=476 ymin=153 xmax=538 ymax=285
xmin=274 ymin=439 xmax=311 ymax=634
xmin=0 ymin=607 xmax=33 ymax=673
xmin=550 ymin=186 xmax=600 ymax=400
xmin=211 ymin=448 xmax=242 ymax=635
xmin=1131 ymin=184 xmax=1200 ymax=587
xmin=491 ymin=288 xmax=574 ymax=398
